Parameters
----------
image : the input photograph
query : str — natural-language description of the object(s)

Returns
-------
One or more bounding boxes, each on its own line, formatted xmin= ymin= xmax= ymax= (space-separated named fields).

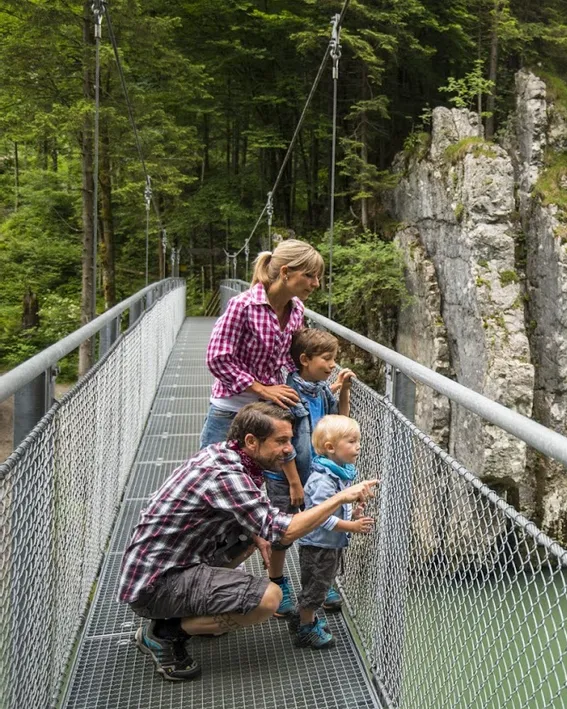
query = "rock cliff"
xmin=388 ymin=70 xmax=567 ymax=543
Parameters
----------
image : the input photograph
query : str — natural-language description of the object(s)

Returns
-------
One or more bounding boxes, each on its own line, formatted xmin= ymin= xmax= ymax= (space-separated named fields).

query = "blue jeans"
xmin=199 ymin=405 xmax=237 ymax=448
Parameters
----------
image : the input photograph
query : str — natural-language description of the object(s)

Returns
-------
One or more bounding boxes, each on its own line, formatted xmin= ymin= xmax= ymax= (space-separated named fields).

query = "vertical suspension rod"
xmin=328 ymin=13 xmax=341 ymax=319
xmin=92 ymin=0 xmax=105 ymax=319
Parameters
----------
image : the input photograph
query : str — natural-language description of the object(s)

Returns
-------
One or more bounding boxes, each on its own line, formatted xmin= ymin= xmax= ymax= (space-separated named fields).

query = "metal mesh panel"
xmin=0 ymin=284 xmax=185 ymax=709
xmin=222 ymin=280 xmax=567 ymax=708
xmin=340 ymin=380 xmax=567 ymax=708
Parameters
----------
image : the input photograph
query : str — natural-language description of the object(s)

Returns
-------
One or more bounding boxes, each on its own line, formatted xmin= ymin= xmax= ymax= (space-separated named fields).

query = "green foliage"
xmin=1 ymin=0 xmax=567 ymax=372
xmin=444 ymin=137 xmax=497 ymax=164
xmin=534 ymin=152 xmax=567 ymax=211
xmin=454 ymin=203 xmax=465 ymax=222
xmin=499 ymin=269 xmax=519 ymax=286
xmin=538 ymin=72 xmax=567 ymax=116
xmin=403 ymin=132 xmax=431 ymax=161
xmin=310 ymin=222 xmax=408 ymax=333
xmin=439 ymin=59 xmax=495 ymax=112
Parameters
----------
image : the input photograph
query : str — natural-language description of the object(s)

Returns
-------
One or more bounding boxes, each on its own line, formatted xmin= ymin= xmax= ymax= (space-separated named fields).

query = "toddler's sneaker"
xmin=135 ymin=621 xmax=201 ymax=681
xmin=288 ymin=611 xmax=329 ymax=636
xmin=293 ymin=617 xmax=335 ymax=649
xmin=273 ymin=576 xmax=294 ymax=617
xmin=322 ymin=585 xmax=342 ymax=611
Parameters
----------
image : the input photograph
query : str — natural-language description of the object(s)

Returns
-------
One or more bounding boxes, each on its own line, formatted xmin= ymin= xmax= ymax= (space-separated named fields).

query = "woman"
xmin=200 ymin=239 xmax=324 ymax=447
xmin=200 ymin=239 xmax=324 ymax=618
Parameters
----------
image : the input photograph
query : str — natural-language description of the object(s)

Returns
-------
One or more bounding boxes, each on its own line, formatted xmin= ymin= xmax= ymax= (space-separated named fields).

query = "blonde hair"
xmin=312 ymin=415 xmax=361 ymax=455
xmin=251 ymin=239 xmax=325 ymax=288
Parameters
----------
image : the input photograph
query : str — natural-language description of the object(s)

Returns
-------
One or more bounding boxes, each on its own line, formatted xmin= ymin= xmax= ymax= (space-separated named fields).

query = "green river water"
xmin=401 ymin=569 xmax=567 ymax=708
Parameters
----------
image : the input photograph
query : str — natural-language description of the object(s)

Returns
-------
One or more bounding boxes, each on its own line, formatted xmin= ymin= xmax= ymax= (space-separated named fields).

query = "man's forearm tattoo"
xmin=213 ymin=614 xmax=242 ymax=632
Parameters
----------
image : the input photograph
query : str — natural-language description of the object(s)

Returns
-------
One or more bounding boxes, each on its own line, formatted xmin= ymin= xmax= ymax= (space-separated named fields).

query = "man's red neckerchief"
xmin=227 ymin=440 xmax=264 ymax=487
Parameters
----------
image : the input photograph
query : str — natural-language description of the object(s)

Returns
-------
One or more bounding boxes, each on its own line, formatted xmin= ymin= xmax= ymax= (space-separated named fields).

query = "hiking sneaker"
xmin=293 ymin=617 xmax=335 ymax=649
xmin=288 ymin=611 xmax=329 ymax=637
xmin=322 ymin=585 xmax=342 ymax=612
xmin=273 ymin=576 xmax=294 ymax=617
xmin=135 ymin=622 xmax=201 ymax=681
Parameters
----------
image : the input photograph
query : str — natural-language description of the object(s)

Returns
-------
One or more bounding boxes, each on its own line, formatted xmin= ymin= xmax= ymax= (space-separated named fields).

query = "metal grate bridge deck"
xmin=62 ymin=317 xmax=380 ymax=709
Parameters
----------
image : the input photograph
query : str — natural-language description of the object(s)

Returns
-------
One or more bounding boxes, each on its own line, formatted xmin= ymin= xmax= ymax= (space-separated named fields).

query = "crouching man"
xmin=117 ymin=402 xmax=377 ymax=681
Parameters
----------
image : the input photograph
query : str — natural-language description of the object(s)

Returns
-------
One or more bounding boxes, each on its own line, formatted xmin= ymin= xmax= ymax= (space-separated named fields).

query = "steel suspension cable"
xmin=92 ymin=1 xmax=104 ymax=320
xmin=227 ymin=0 xmax=351 ymax=273
xmin=328 ymin=13 xmax=341 ymax=318
xmin=103 ymin=3 xmax=169 ymax=271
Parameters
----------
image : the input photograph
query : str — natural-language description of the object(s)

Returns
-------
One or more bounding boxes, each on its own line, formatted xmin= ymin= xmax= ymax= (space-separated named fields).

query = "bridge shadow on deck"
xmin=62 ymin=318 xmax=380 ymax=709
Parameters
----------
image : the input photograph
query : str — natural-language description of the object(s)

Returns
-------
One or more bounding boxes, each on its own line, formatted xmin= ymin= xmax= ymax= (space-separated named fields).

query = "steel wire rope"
xmin=225 ymin=0 xmax=351 ymax=278
xmin=92 ymin=2 xmax=103 ymax=323
xmin=327 ymin=12 xmax=342 ymax=318
xmin=102 ymin=2 xmax=169 ymax=276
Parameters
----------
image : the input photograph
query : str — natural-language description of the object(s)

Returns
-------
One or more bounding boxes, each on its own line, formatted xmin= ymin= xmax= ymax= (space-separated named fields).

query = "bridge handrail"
xmin=0 ymin=278 xmax=183 ymax=404
xmin=221 ymin=279 xmax=567 ymax=470
xmin=221 ymin=278 xmax=567 ymax=708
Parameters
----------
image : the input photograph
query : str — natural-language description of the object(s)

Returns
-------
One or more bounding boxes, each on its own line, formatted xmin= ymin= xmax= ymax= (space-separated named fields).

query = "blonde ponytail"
xmin=251 ymin=251 xmax=273 ymax=287
xmin=250 ymin=239 xmax=324 ymax=289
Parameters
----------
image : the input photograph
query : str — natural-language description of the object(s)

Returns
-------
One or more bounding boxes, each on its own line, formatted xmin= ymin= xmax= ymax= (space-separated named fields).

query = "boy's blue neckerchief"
xmin=313 ymin=455 xmax=357 ymax=481
xmin=289 ymin=371 xmax=325 ymax=399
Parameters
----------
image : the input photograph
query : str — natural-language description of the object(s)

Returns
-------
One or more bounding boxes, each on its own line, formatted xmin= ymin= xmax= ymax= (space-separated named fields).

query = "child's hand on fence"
xmin=351 ymin=517 xmax=374 ymax=534
xmin=352 ymin=501 xmax=366 ymax=520
xmin=335 ymin=368 xmax=356 ymax=392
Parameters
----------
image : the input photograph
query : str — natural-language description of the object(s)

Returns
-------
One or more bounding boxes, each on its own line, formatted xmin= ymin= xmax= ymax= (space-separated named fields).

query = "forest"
xmin=0 ymin=0 xmax=566 ymax=374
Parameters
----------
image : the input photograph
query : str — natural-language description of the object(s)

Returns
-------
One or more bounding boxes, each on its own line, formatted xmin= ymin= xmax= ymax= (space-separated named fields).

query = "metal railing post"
xmin=13 ymin=367 xmax=55 ymax=447
xmin=129 ymin=300 xmax=142 ymax=327
xmin=99 ymin=317 xmax=119 ymax=358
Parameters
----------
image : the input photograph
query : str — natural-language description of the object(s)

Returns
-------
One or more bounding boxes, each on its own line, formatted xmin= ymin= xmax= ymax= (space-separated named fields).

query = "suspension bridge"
xmin=0 ymin=0 xmax=566 ymax=707
xmin=1 ymin=278 xmax=566 ymax=708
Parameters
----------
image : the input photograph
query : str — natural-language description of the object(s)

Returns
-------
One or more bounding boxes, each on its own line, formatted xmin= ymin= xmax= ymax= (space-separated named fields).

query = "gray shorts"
xmin=130 ymin=565 xmax=270 ymax=619
xmin=264 ymin=477 xmax=299 ymax=551
xmin=297 ymin=545 xmax=342 ymax=610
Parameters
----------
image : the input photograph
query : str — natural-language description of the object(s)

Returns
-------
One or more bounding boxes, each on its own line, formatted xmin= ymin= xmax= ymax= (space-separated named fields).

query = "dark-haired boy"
xmin=265 ymin=328 xmax=355 ymax=616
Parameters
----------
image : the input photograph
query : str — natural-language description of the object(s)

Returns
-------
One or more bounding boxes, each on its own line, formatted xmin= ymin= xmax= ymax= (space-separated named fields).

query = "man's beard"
xmin=254 ymin=452 xmax=284 ymax=472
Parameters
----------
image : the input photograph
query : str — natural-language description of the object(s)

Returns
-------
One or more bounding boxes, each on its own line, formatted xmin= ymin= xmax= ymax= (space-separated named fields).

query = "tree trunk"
xmin=100 ymin=120 xmax=116 ymax=309
xmin=360 ymin=66 xmax=369 ymax=229
xmin=297 ymin=129 xmax=313 ymax=227
xmin=13 ymin=141 xmax=19 ymax=212
xmin=22 ymin=288 xmax=39 ymax=330
xmin=485 ymin=1 xmax=501 ymax=139
xmin=311 ymin=132 xmax=319 ymax=225
xmin=79 ymin=1 xmax=95 ymax=377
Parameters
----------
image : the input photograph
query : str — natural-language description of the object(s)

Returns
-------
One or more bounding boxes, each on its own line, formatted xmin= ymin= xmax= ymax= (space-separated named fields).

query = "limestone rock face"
xmin=390 ymin=70 xmax=567 ymax=545
xmin=513 ymin=70 xmax=567 ymax=543
xmin=389 ymin=106 xmax=535 ymax=517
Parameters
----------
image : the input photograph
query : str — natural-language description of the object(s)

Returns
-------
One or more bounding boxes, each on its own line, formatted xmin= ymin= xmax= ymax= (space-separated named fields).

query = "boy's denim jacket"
xmin=286 ymin=372 xmax=338 ymax=485
xmin=297 ymin=458 xmax=354 ymax=549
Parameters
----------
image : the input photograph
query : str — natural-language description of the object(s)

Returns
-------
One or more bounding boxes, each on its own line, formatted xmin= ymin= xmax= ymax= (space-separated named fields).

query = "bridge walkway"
xmin=62 ymin=317 xmax=380 ymax=709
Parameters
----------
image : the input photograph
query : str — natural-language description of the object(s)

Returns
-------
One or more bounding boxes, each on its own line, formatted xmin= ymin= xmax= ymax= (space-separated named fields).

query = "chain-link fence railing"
xmin=220 ymin=279 xmax=567 ymax=708
xmin=0 ymin=281 xmax=185 ymax=709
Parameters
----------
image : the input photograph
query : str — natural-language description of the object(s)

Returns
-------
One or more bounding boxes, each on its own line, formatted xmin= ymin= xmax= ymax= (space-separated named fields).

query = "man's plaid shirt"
xmin=118 ymin=442 xmax=293 ymax=604
xmin=207 ymin=283 xmax=304 ymax=398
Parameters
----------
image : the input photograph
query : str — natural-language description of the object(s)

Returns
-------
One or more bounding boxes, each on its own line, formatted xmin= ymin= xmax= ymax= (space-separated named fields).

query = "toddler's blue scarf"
xmin=313 ymin=455 xmax=357 ymax=482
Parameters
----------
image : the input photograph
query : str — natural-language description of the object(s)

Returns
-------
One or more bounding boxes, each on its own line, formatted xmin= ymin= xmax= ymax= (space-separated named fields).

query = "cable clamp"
xmin=266 ymin=191 xmax=274 ymax=226
xmin=330 ymin=14 xmax=342 ymax=80
xmin=92 ymin=0 xmax=105 ymax=38
xmin=144 ymin=176 xmax=152 ymax=212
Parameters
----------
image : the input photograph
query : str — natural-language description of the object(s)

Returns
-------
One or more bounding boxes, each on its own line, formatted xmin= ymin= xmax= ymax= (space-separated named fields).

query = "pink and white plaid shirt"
xmin=207 ymin=283 xmax=304 ymax=398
